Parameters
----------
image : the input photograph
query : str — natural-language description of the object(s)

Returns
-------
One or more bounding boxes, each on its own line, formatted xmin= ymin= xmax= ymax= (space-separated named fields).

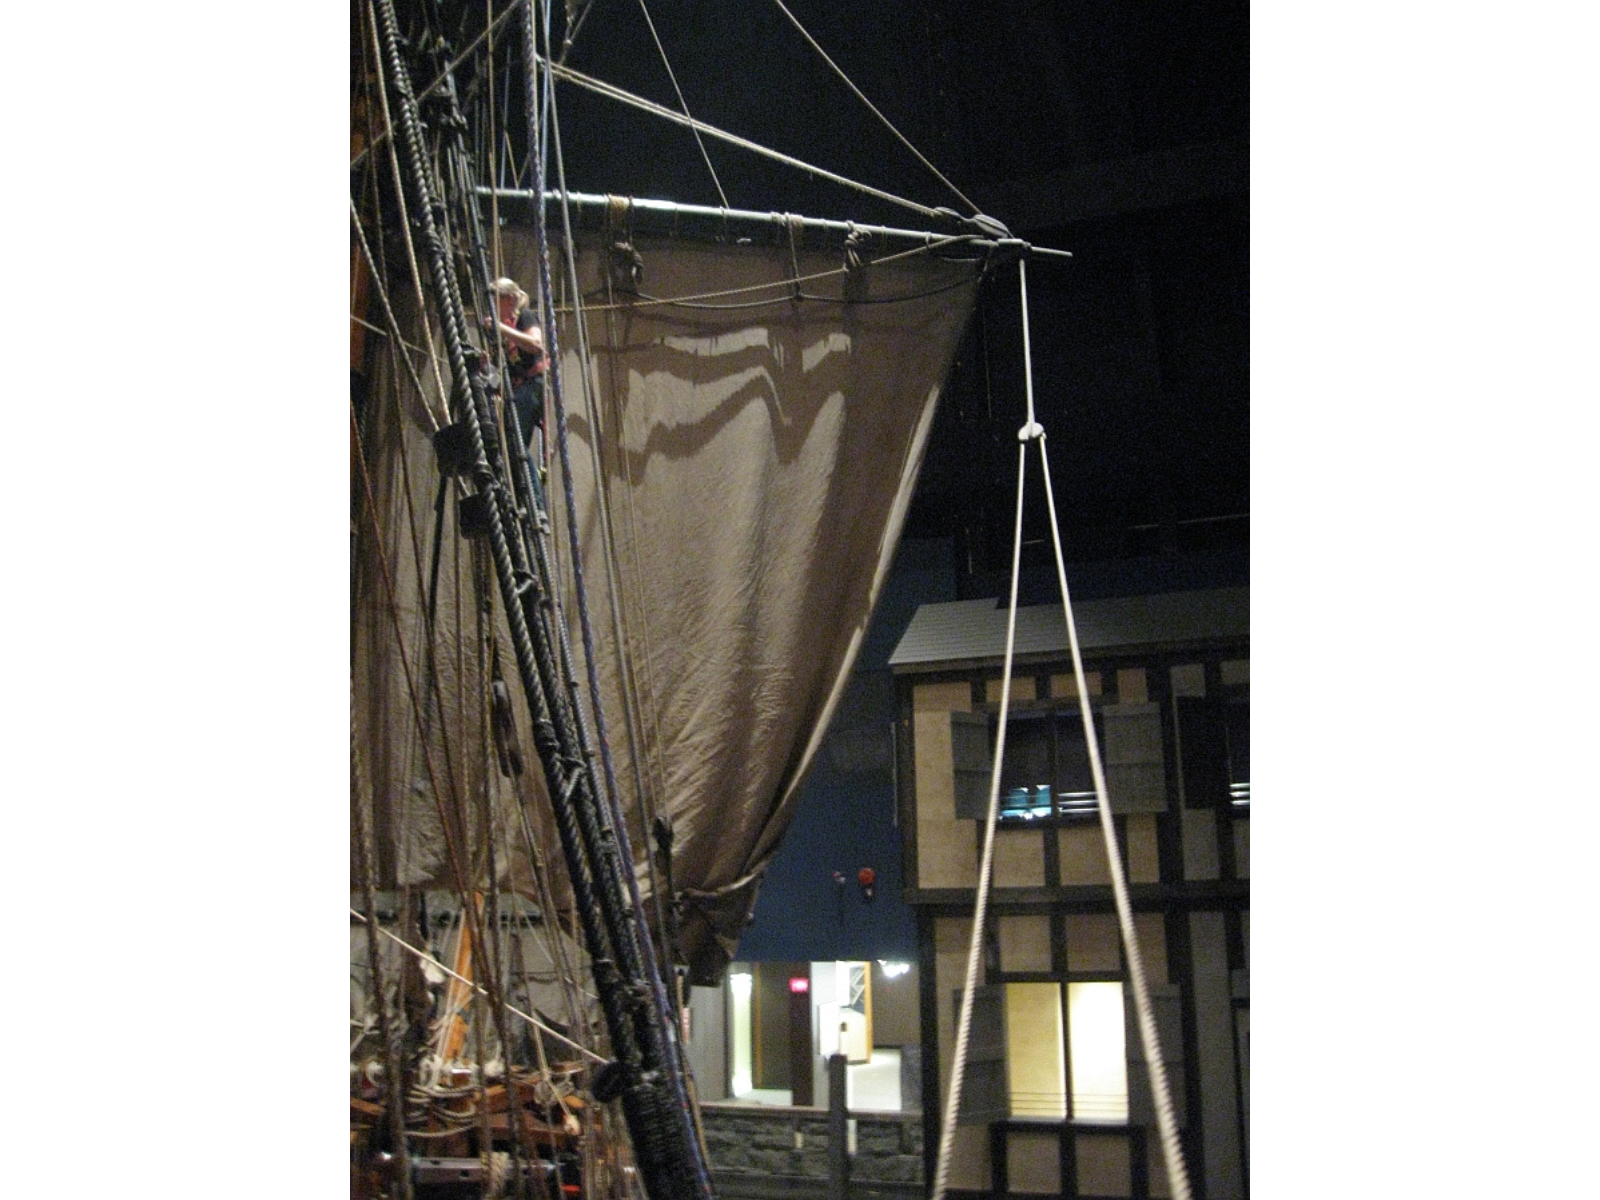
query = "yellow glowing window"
xmin=1067 ymin=982 xmax=1129 ymax=1122
xmin=1004 ymin=983 xmax=1066 ymax=1118
xmin=1000 ymin=981 xmax=1130 ymax=1123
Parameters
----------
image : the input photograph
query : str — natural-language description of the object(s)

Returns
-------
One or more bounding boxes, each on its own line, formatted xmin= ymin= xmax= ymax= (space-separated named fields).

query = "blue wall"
xmin=734 ymin=538 xmax=957 ymax=963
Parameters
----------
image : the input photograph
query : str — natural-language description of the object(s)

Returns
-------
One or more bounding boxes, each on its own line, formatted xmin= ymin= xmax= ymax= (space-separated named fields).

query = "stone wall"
xmin=701 ymin=1103 xmax=923 ymax=1197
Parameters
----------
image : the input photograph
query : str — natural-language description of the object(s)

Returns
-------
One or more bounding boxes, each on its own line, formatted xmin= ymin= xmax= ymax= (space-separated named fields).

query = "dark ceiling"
xmin=413 ymin=0 xmax=1250 ymax=596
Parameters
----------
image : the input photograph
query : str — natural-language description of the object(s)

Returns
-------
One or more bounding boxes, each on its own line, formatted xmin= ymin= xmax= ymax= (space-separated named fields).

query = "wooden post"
xmin=828 ymin=1052 xmax=849 ymax=1200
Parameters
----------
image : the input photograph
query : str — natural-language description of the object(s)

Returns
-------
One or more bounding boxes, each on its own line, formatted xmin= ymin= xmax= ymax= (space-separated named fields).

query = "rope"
xmin=766 ymin=0 xmax=979 ymax=215
xmin=362 ymin=0 xmax=450 ymax=413
xmin=1036 ymin=430 xmax=1194 ymax=1200
xmin=350 ymin=0 xmax=524 ymax=172
xmin=354 ymin=909 xmax=607 ymax=1064
xmin=595 ymin=214 xmax=680 ymax=1041
xmin=542 ymin=53 xmax=715 ymax=1200
xmin=1022 ymin=252 xmax=1189 ymax=1197
xmin=349 ymin=199 xmax=445 ymax=430
xmin=929 ymin=436 xmax=1028 ymax=1200
xmin=533 ymin=234 xmax=977 ymax=315
xmin=545 ymin=58 xmax=942 ymax=221
xmin=352 ymin=707 xmax=416 ymax=1200
xmin=929 ymin=258 xmax=1195 ymax=1200
xmin=636 ymin=0 xmax=729 ymax=208
xmin=785 ymin=214 xmax=804 ymax=301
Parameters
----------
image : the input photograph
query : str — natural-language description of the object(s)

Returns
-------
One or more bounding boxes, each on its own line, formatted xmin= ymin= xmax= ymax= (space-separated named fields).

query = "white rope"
xmin=930 ymin=434 xmax=1029 ymax=1200
xmin=352 ymin=909 xmax=606 ymax=1064
xmin=1028 ymin=247 xmax=1192 ymax=1198
xmin=1036 ymin=428 xmax=1194 ymax=1200
xmin=930 ymin=258 xmax=1194 ymax=1200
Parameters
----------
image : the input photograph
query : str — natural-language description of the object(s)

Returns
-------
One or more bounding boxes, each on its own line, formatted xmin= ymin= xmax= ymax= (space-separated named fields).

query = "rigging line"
xmin=1036 ymin=425 xmax=1194 ymax=1200
xmin=352 ymin=707 xmax=417 ymax=1200
xmin=499 ymin=31 xmax=516 ymax=190
xmin=626 ymin=270 xmax=981 ymax=313
xmin=766 ymin=0 xmax=978 ymax=215
xmin=349 ymin=200 xmax=445 ymax=430
xmin=484 ymin=0 xmax=505 ymax=309
xmin=596 ymin=241 xmax=677 ymax=995
xmin=548 ymin=89 xmax=690 ymax=1071
xmin=349 ymin=311 xmax=427 ymax=353
xmin=470 ymin=580 xmax=537 ymax=1198
xmin=930 ymin=436 xmax=1029 ymax=1200
xmin=545 ymin=58 xmax=942 ymax=221
xmin=351 ymin=397 xmax=513 ymax=1029
xmin=354 ymin=911 xmax=607 ymax=1064
xmin=479 ymin=712 xmax=576 ymax=1200
xmin=560 ymin=0 xmax=597 ymax=63
xmin=543 ymin=53 xmax=713 ymax=1200
xmin=634 ymin=0 xmax=729 ymax=209
xmin=365 ymin=0 xmax=451 ymax=413
xmin=350 ymin=0 xmax=523 ymax=172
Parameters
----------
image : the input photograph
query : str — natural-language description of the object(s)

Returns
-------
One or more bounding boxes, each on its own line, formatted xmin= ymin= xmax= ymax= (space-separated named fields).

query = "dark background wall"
xmin=554 ymin=0 xmax=1250 ymax=593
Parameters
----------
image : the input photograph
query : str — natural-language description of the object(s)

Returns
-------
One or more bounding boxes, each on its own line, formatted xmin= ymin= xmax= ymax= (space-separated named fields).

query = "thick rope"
xmin=766 ymin=0 xmax=979 ymax=215
xmin=930 ymin=437 xmax=1029 ymax=1200
xmin=363 ymin=0 xmax=450 ymax=411
xmin=1017 ymin=251 xmax=1190 ymax=1197
xmin=932 ymin=259 xmax=1196 ymax=1200
xmin=540 ymin=37 xmax=714 ymax=1198
xmin=1035 ymin=432 xmax=1194 ymax=1200
xmin=350 ymin=0 xmax=524 ymax=172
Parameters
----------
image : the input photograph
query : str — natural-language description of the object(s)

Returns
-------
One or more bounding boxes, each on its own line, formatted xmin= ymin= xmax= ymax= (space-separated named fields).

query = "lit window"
xmin=998 ymin=982 xmax=1128 ymax=1122
xmin=729 ymin=972 xmax=753 ymax=1096
xmin=1066 ymin=982 xmax=1129 ymax=1123
xmin=1005 ymin=983 xmax=1066 ymax=1117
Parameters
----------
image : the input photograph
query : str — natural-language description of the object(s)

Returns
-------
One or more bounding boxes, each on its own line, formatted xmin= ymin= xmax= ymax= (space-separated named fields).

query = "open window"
xmin=950 ymin=705 xmax=1164 ymax=823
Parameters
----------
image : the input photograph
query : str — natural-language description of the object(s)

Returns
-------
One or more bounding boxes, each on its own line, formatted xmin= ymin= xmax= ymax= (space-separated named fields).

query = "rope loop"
xmin=784 ymin=213 xmax=804 ymax=301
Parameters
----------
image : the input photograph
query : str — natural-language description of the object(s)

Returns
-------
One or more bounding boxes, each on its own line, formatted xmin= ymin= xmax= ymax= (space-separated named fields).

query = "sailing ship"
xmin=349 ymin=3 xmax=1049 ymax=1195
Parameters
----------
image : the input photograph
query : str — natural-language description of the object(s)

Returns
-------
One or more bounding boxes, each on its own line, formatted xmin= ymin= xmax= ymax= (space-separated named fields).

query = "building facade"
xmin=891 ymin=588 xmax=1249 ymax=1199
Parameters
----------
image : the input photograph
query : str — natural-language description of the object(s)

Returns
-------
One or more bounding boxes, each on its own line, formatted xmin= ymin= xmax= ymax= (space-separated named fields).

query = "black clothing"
xmin=506 ymin=308 xmax=545 ymax=385
xmin=505 ymin=308 xmax=544 ymax=448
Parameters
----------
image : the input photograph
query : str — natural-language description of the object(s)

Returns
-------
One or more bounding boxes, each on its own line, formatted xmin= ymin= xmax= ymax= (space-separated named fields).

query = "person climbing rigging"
xmin=485 ymin=277 xmax=546 ymax=451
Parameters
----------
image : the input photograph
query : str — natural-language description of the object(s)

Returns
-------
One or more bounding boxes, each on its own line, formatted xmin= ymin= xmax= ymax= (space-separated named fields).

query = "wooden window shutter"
xmin=951 ymin=711 xmax=993 ymax=820
xmin=1125 ymin=983 xmax=1186 ymax=1129
xmin=1176 ymin=696 xmax=1229 ymax=810
xmin=955 ymin=985 xmax=1010 ymax=1125
xmin=1103 ymin=702 xmax=1167 ymax=813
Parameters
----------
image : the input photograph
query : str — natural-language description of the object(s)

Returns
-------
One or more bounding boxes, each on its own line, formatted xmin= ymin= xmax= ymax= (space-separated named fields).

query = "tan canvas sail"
xmin=354 ymin=218 xmax=983 ymax=985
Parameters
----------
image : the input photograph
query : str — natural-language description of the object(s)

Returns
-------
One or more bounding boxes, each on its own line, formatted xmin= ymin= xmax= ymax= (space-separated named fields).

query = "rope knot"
xmin=843 ymin=224 xmax=870 ymax=302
